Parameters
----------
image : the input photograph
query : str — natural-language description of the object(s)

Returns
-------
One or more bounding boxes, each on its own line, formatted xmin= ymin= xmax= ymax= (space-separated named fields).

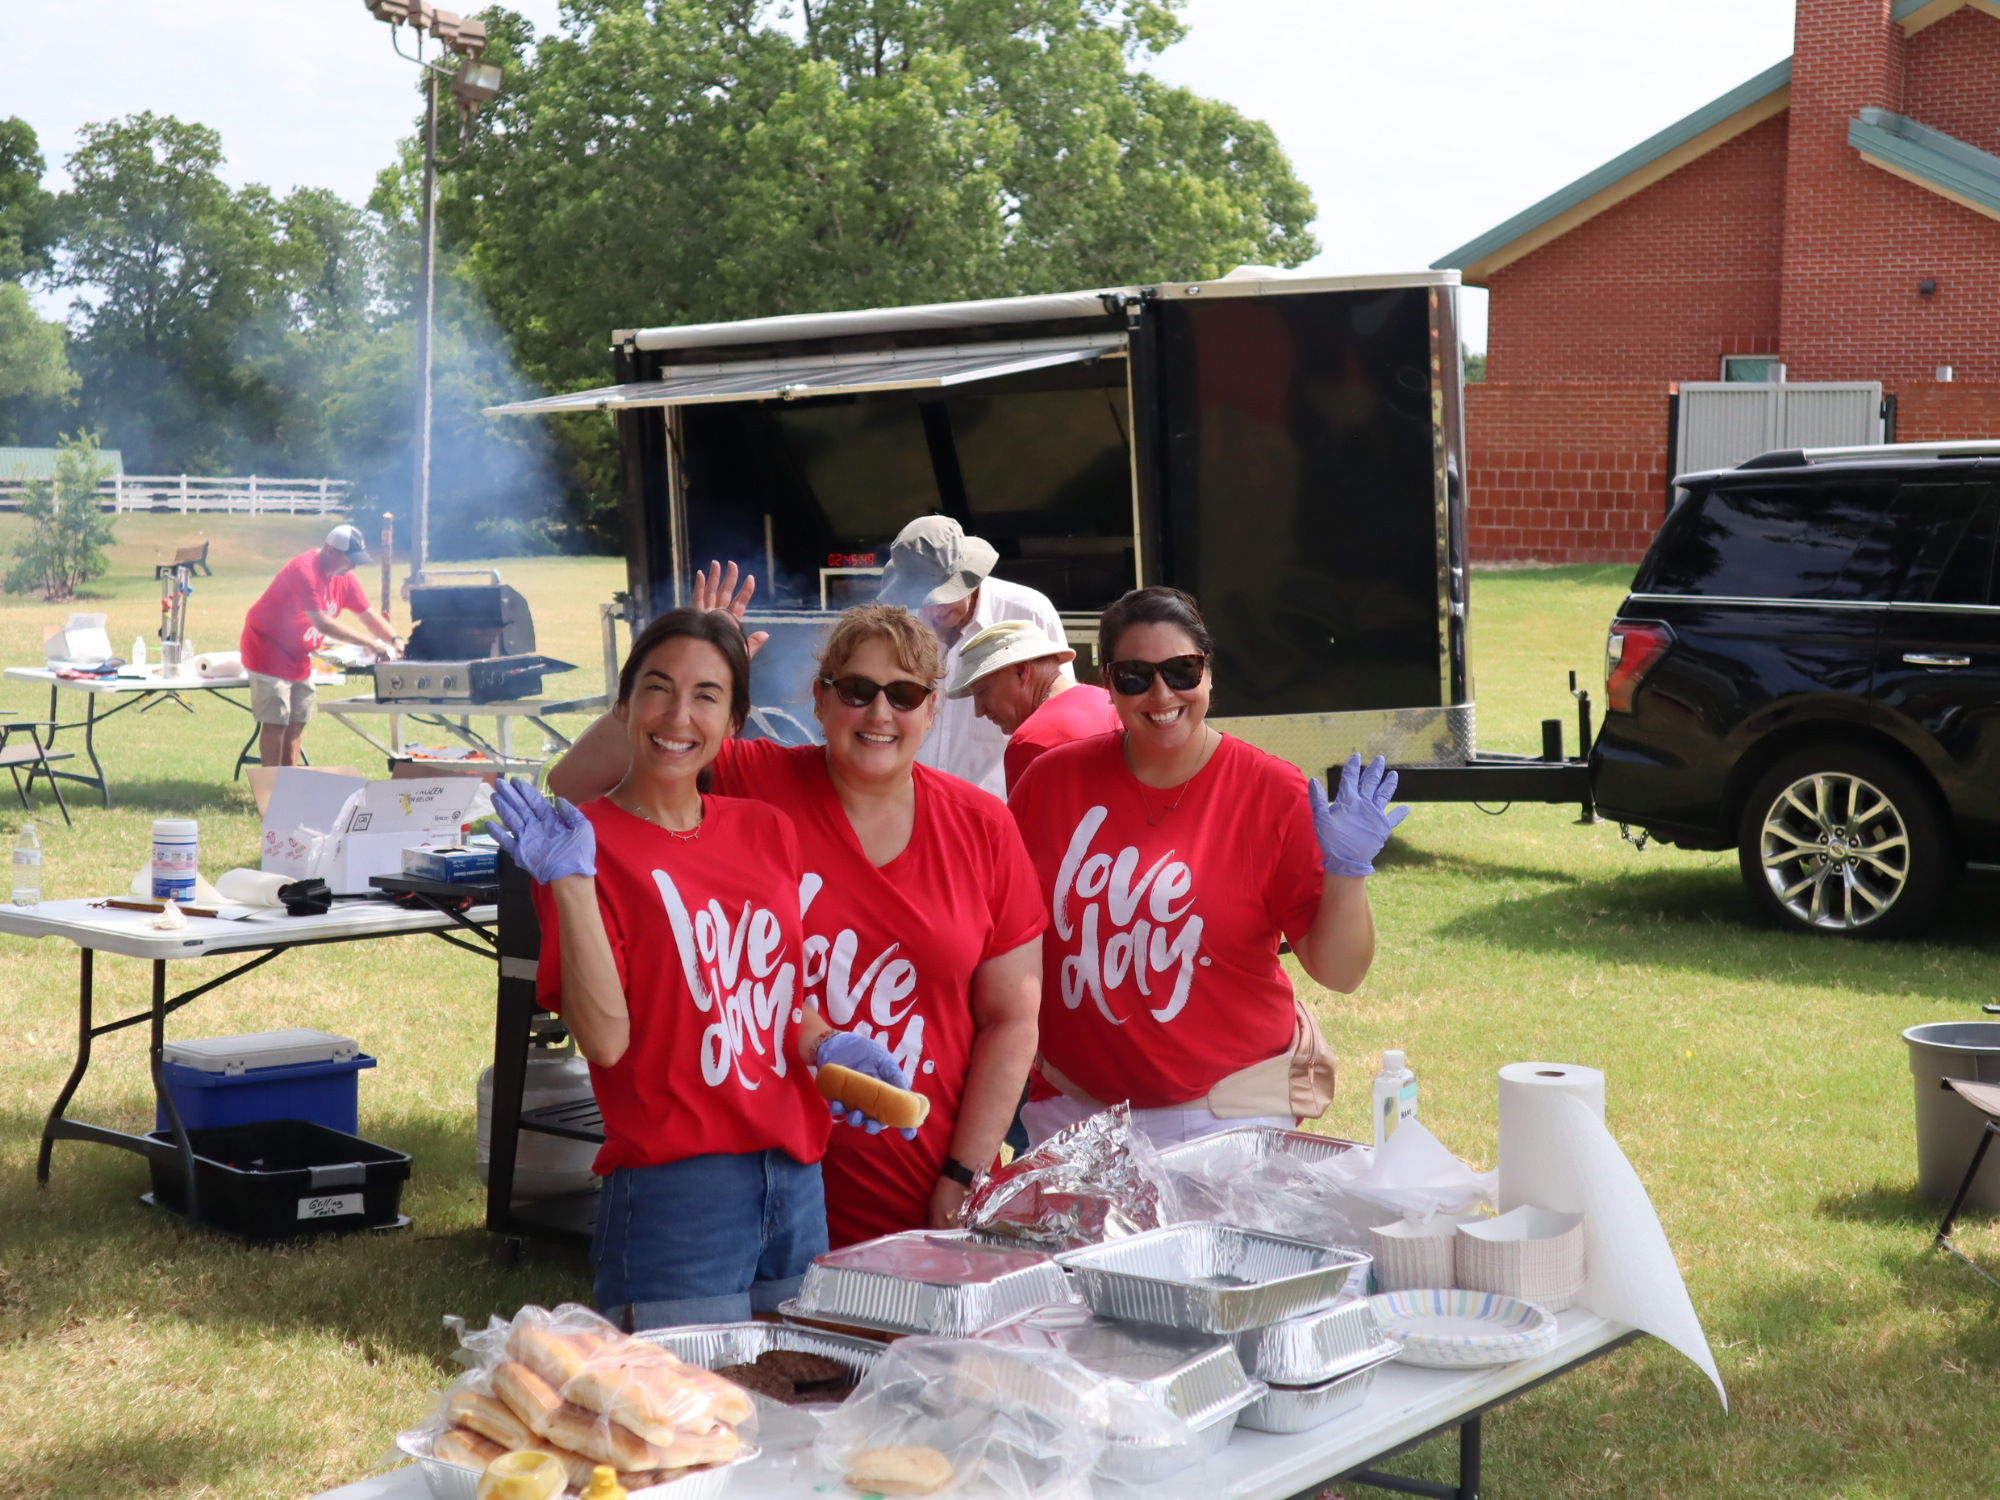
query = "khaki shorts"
xmin=249 ymin=671 xmax=316 ymax=726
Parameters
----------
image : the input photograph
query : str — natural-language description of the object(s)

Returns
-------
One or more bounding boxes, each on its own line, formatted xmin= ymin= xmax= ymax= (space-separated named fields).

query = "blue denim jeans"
xmin=593 ymin=1149 xmax=827 ymax=1329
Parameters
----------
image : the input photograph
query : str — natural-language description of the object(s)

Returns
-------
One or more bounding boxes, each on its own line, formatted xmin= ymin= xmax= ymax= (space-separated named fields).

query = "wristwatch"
xmin=939 ymin=1157 xmax=977 ymax=1189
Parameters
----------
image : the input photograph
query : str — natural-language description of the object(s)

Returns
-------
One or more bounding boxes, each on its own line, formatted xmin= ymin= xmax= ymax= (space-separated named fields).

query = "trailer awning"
xmin=486 ymin=334 xmax=1125 ymax=416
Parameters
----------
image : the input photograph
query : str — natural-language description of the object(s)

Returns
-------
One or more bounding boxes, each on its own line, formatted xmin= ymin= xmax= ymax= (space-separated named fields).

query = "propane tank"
xmin=477 ymin=1036 xmax=600 ymax=1200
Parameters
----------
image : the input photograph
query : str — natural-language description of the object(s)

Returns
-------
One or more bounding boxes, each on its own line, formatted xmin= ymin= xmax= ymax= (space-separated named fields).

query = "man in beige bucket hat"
xmin=877 ymin=516 xmax=1069 ymax=799
xmin=946 ymin=620 xmax=1119 ymax=797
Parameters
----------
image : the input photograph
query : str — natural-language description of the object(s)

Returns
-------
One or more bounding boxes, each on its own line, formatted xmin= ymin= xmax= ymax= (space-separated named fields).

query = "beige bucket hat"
xmin=877 ymin=516 xmax=1000 ymax=607
xmin=945 ymin=619 xmax=1075 ymax=698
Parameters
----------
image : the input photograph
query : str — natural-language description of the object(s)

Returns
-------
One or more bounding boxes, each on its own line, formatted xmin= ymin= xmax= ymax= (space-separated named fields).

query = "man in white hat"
xmin=240 ymin=523 xmax=403 ymax=767
xmin=876 ymin=516 xmax=1069 ymax=799
xmin=946 ymin=620 xmax=1120 ymax=797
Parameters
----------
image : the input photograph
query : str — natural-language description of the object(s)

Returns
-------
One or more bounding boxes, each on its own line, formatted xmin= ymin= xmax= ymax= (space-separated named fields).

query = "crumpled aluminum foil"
xmin=965 ymin=1102 xmax=1179 ymax=1252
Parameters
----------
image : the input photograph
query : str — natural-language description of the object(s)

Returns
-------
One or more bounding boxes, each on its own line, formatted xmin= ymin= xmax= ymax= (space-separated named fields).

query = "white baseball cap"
xmin=945 ymin=620 xmax=1075 ymax=698
xmin=325 ymin=523 xmax=373 ymax=565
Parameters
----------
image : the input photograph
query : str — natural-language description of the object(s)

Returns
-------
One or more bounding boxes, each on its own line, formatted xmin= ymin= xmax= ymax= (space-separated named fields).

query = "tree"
xmin=434 ymin=0 xmax=1319 ymax=539
xmin=0 ymin=117 xmax=59 ymax=282
xmin=7 ymin=431 xmax=117 ymax=600
xmin=0 ymin=282 xmax=75 ymax=404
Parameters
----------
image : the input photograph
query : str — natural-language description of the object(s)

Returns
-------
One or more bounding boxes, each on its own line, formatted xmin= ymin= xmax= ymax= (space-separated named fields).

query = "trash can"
xmin=1903 ymin=1022 xmax=2000 ymax=1209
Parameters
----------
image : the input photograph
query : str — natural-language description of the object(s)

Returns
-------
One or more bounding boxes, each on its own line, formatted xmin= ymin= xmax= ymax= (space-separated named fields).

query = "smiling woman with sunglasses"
xmin=1008 ymin=586 xmax=1411 ymax=1149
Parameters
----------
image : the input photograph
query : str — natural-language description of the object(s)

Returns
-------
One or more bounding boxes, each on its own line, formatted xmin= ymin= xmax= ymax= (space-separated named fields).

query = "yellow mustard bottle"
xmin=578 ymin=1466 xmax=628 ymax=1500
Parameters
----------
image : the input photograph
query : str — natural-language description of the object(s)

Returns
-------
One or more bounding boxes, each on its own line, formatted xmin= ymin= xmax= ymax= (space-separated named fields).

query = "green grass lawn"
xmin=0 ymin=529 xmax=1995 ymax=1499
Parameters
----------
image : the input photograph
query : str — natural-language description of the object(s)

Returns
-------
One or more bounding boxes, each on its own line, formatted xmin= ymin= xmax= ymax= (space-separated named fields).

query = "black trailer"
xmin=494 ymin=269 xmax=1591 ymax=802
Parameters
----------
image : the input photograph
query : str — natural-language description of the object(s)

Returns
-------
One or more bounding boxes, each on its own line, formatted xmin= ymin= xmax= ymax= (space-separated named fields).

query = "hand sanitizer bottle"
xmin=1371 ymin=1049 xmax=1418 ymax=1147
xmin=13 ymin=823 xmax=41 ymax=906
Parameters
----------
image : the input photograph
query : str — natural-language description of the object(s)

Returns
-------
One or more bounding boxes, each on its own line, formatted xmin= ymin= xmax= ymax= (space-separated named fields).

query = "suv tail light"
xmin=1605 ymin=620 xmax=1675 ymax=713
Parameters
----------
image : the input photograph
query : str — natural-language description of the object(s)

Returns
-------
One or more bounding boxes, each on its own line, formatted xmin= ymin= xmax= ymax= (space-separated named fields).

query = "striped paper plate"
xmin=1367 ymin=1289 xmax=1560 ymax=1368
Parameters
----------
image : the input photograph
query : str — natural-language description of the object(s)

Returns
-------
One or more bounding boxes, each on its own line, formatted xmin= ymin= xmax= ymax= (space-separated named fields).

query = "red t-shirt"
xmin=711 ymin=739 xmax=1047 ymax=1245
xmin=1008 ymin=734 xmax=1325 ymax=1109
xmin=530 ymin=796 xmax=830 ymax=1174
xmin=1003 ymin=685 xmax=1122 ymax=797
xmin=240 ymin=550 xmax=369 ymax=681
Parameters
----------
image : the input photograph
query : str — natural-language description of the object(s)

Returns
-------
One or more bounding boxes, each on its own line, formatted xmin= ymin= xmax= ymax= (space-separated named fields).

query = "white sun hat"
xmin=945 ymin=619 xmax=1075 ymax=698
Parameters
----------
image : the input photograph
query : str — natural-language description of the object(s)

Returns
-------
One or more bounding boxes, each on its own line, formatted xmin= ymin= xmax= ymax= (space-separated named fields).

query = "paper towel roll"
xmin=194 ymin=651 xmax=242 ymax=680
xmin=1496 ymin=1061 xmax=1726 ymax=1409
xmin=216 ymin=867 xmax=290 ymax=908
xmin=1499 ymin=1063 xmax=1604 ymax=1207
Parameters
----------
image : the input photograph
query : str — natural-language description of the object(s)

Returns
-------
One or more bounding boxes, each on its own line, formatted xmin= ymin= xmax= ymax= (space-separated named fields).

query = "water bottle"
xmin=12 ymin=823 xmax=41 ymax=906
xmin=132 ymin=635 xmax=146 ymax=670
xmin=1371 ymin=1049 xmax=1418 ymax=1147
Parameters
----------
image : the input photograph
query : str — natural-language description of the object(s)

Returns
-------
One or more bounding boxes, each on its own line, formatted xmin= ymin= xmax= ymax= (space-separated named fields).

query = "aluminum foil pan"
xmin=965 ymin=1100 xmax=1177 ymax=1251
xmin=1155 ymin=1125 xmax=1365 ymax=1174
xmin=637 ymin=1321 xmax=884 ymax=1402
xmin=787 ymin=1229 xmax=1076 ymax=1336
xmin=973 ymin=1305 xmax=1263 ymax=1485
xmin=1058 ymin=1224 xmax=1371 ymax=1334
xmin=398 ymin=1428 xmax=759 ymax=1500
xmin=1236 ymin=1343 xmax=1400 ymax=1435
xmin=1232 ymin=1295 xmax=1383 ymax=1385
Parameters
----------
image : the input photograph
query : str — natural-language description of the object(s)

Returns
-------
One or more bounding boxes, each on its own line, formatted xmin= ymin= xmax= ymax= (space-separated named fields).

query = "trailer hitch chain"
xmin=1618 ymin=823 xmax=1651 ymax=852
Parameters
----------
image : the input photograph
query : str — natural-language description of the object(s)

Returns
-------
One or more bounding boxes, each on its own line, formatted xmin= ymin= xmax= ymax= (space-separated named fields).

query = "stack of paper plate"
xmin=1367 ymin=1289 xmax=1559 ymax=1368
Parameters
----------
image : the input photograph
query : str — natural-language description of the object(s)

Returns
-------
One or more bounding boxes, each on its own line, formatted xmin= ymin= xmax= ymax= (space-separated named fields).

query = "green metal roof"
xmin=1433 ymin=58 xmax=1793 ymax=274
xmin=0 ymin=447 xmax=125 ymax=481
xmin=1850 ymin=107 xmax=2000 ymax=217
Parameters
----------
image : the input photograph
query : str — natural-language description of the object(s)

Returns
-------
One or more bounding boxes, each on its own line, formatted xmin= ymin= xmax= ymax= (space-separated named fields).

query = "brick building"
xmin=1436 ymin=0 xmax=2000 ymax=564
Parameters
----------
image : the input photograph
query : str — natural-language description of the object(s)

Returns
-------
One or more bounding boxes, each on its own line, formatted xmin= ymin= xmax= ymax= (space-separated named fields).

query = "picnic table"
xmin=1 ymin=666 xmax=347 ymax=805
xmin=312 ymin=1311 xmax=1639 ymax=1500
xmin=5 ymin=893 xmax=496 ymax=1226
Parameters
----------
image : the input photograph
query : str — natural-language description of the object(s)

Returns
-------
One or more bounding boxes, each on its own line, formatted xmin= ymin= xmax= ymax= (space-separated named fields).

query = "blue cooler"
xmin=158 ymin=1029 xmax=376 ymax=1134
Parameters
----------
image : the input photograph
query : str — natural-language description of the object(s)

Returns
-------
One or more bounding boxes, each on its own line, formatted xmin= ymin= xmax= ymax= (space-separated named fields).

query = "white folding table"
xmin=317 ymin=692 xmax=608 ymax=780
xmin=4 ymin=896 xmax=497 ymax=1226
xmin=312 ymin=1311 xmax=1639 ymax=1500
xmin=1 ymin=666 xmax=348 ymax=805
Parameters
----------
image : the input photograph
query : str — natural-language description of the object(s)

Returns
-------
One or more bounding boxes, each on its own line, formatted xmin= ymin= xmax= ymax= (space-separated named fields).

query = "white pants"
xmin=1020 ymin=1094 xmax=1295 ymax=1151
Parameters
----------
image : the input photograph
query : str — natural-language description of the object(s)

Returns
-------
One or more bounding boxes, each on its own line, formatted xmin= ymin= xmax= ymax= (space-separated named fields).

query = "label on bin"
xmin=297 ymin=1192 xmax=364 ymax=1220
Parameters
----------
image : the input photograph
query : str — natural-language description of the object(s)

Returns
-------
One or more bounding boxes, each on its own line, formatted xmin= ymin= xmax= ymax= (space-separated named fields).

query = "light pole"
xmin=363 ymin=1 xmax=503 ymax=588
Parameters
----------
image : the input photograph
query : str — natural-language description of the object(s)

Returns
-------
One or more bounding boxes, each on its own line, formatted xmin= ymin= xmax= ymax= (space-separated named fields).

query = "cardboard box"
xmin=44 ymin=613 xmax=113 ymax=666
xmin=260 ymin=768 xmax=481 ymax=894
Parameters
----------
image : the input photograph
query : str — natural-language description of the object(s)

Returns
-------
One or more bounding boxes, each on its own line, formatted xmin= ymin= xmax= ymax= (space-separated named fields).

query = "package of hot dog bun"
xmin=398 ymin=1303 xmax=757 ymax=1495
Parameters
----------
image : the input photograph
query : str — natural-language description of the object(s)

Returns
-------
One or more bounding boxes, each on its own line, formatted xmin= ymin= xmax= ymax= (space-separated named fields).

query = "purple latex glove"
xmin=489 ymin=775 xmax=597 ymax=883
xmin=1310 ymin=753 xmax=1412 ymax=878
xmin=816 ymin=1029 xmax=919 ymax=1140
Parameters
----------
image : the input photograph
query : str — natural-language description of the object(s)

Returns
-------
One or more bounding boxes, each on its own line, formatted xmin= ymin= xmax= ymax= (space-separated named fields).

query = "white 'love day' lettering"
xmin=1052 ymin=807 xmax=1203 ymax=1025
xmin=653 ymin=870 xmax=797 ymax=1089
xmin=796 ymin=867 xmax=930 ymax=1082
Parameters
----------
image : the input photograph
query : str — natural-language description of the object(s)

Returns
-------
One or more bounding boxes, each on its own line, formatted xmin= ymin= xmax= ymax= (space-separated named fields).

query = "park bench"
xmin=154 ymin=540 xmax=212 ymax=578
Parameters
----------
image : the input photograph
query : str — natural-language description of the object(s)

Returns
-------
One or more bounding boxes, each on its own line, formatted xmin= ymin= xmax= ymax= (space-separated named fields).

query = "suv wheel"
xmin=1736 ymin=746 xmax=1957 ymax=939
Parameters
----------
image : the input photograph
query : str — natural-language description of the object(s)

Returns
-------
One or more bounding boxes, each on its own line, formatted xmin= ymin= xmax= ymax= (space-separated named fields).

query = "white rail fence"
xmin=0 ymin=474 xmax=352 ymax=514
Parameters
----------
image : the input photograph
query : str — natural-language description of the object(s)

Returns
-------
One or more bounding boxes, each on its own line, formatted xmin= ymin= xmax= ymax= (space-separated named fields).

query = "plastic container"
xmin=152 ymin=817 xmax=199 ymax=902
xmin=157 ymin=1029 xmax=374 ymax=1134
xmin=11 ymin=823 xmax=39 ymax=907
xmin=1058 ymin=1225 xmax=1371 ymax=1334
xmin=399 ymin=1429 xmax=758 ymax=1500
xmin=144 ymin=1119 xmax=411 ymax=1241
xmin=1372 ymin=1049 xmax=1418 ymax=1148
xmin=1904 ymin=1022 xmax=2000 ymax=1209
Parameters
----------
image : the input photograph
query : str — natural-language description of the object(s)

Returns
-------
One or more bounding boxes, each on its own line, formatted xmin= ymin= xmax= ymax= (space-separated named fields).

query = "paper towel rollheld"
xmin=1498 ymin=1062 xmax=1605 ymax=1209
xmin=1496 ymin=1060 xmax=1726 ymax=1409
xmin=215 ymin=867 xmax=290 ymax=908
xmin=194 ymin=651 xmax=242 ymax=680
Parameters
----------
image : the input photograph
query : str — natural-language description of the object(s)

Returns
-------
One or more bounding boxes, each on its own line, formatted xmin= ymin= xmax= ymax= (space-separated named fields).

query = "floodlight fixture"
xmin=451 ymin=59 xmax=504 ymax=112
xmin=453 ymin=17 xmax=488 ymax=56
xmin=406 ymin=0 xmax=435 ymax=31
xmin=365 ymin=0 xmax=410 ymax=23
xmin=429 ymin=8 xmax=461 ymax=45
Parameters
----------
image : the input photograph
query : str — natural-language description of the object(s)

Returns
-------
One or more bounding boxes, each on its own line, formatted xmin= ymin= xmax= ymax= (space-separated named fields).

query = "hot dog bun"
xmin=446 ymin=1389 xmax=537 ymax=1451
xmin=815 ymin=1063 xmax=930 ymax=1131
xmin=433 ymin=1426 xmax=505 ymax=1472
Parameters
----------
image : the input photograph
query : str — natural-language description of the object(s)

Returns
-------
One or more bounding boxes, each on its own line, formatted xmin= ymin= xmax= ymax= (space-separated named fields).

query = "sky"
xmin=1 ymin=0 xmax=1801 ymax=352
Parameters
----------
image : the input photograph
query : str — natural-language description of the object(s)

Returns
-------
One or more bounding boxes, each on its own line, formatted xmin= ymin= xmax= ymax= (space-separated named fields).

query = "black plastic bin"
xmin=145 ymin=1119 xmax=412 ymax=1242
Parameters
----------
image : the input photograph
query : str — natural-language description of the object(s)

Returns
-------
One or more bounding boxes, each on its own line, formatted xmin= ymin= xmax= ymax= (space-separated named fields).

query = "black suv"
xmin=1591 ymin=442 xmax=2000 ymax=938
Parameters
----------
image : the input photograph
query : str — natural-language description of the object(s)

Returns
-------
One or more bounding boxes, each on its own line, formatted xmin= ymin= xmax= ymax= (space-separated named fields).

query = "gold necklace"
xmin=1126 ymin=729 xmax=1212 ymax=827
xmin=618 ymin=792 xmax=704 ymax=842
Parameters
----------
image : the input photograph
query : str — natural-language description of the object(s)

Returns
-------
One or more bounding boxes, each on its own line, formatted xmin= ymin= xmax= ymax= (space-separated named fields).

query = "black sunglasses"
xmin=1105 ymin=654 xmax=1209 ymax=696
xmin=820 ymin=674 xmax=934 ymax=712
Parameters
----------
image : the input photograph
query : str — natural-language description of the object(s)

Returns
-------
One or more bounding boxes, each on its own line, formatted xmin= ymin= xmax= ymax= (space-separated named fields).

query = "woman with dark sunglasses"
xmin=1008 ymin=586 xmax=1409 ymax=1148
xmin=551 ymin=587 xmax=1047 ymax=1245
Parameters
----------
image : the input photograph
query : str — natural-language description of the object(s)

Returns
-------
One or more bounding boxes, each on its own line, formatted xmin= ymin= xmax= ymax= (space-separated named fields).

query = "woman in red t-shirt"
xmin=551 ymin=591 xmax=1047 ymax=1246
xmin=1008 ymin=586 xmax=1411 ymax=1149
xmin=492 ymin=607 xmax=909 ymax=1327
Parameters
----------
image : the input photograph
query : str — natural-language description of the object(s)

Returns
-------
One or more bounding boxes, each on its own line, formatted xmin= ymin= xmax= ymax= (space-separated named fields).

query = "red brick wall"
xmin=1484 ymin=114 xmax=1790 ymax=384
xmin=1462 ymin=383 xmax=1670 ymax=565
xmin=1892 ymin=381 xmax=2000 ymax=440
xmin=1902 ymin=6 xmax=2000 ymax=143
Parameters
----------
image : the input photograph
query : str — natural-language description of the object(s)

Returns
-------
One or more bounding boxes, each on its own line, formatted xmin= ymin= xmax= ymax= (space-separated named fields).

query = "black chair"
xmin=0 ymin=718 xmax=74 ymax=827
xmin=1933 ymin=1076 xmax=2000 ymax=1290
